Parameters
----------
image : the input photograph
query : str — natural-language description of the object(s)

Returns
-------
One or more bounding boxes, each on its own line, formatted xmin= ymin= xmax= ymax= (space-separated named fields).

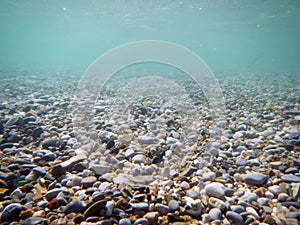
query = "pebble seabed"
xmin=0 ymin=72 xmax=299 ymax=225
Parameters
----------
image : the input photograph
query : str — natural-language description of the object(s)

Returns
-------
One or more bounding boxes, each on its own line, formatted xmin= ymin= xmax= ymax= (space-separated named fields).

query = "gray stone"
xmin=282 ymin=174 xmax=300 ymax=183
xmin=133 ymin=218 xmax=149 ymax=225
xmin=209 ymin=208 xmax=222 ymax=221
xmin=205 ymin=182 xmax=225 ymax=199
xmin=137 ymin=136 xmax=157 ymax=144
xmin=132 ymin=154 xmax=146 ymax=163
xmin=119 ymin=218 xmax=132 ymax=225
xmin=132 ymin=203 xmax=149 ymax=211
xmin=81 ymin=176 xmax=97 ymax=188
xmin=60 ymin=154 xmax=87 ymax=170
xmin=155 ymin=203 xmax=170 ymax=215
xmin=243 ymin=173 xmax=267 ymax=185
xmin=45 ymin=188 xmax=65 ymax=201
xmin=90 ymin=164 xmax=111 ymax=175
xmin=168 ymin=200 xmax=179 ymax=212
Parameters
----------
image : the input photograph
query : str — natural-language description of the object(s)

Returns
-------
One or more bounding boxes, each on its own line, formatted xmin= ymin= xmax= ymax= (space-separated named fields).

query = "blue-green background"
xmin=1 ymin=0 xmax=299 ymax=75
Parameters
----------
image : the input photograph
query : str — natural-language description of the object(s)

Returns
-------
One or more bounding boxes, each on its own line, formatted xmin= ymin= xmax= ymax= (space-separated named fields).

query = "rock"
xmin=60 ymin=154 xmax=87 ymax=170
xmin=205 ymin=182 xmax=225 ymax=199
xmin=226 ymin=211 xmax=244 ymax=225
xmin=90 ymin=164 xmax=111 ymax=176
xmin=243 ymin=173 xmax=267 ymax=185
xmin=0 ymin=203 xmax=21 ymax=223
xmin=84 ymin=200 xmax=107 ymax=218
xmin=46 ymin=198 xmax=60 ymax=210
xmin=42 ymin=139 xmax=62 ymax=149
xmin=132 ymin=154 xmax=146 ymax=164
xmin=45 ymin=188 xmax=65 ymax=201
xmin=133 ymin=218 xmax=149 ymax=225
xmin=144 ymin=212 xmax=159 ymax=223
xmin=132 ymin=203 xmax=149 ymax=211
xmin=209 ymin=197 xmax=226 ymax=210
xmin=209 ymin=208 xmax=222 ymax=221
xmin=32 ymin=127 xmax=43 ymax=139
xmin=168 ymin=200 xmax=180 ymax=212
xmin=21 ymin=217 xmax=46 ymax=225
xmin=180 ymin=181 xmax=190 ymax=190
xmin=81 ymin=176 xmax=97 ymax=188
xmin=119 ymin=218 xmax=132 ymax=225
xmin=282 ymin=174 xmax=300 ymax=183
xmin=137 ymin=136 xmax=157 ymax=144
xmin=286 ymin=212 xmax=300 ymax=220
xmin=64 ymin=199 xmax=85 ymax=214
xmin=155 ymin=203 xmax=170 ymax=215
xmin=236 ymin=158 xmax=247 ymax=166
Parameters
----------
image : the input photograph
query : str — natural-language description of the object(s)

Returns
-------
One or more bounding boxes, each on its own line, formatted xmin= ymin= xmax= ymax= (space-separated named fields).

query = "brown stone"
xmin=263 ymin=214 xmax=276 ymax=224
xmin=46 ymin=198 xmax=60 ymax=210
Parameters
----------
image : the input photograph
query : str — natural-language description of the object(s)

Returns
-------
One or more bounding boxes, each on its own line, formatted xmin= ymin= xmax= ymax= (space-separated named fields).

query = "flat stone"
xmin=209 ymin=197 xmax=226 ymax=210
xmin=81 ymin=176 xmax=97 ymax=188
xmin=132 ymin=154 xmax=146 ymax=163
xmin=243 ymin=173 xmax=267 ymax=185
xmin=205 ymin=182 xmax=225 ymax=199
xmin=282 ymin=174 xmax=300 ymax=183
xmin=226 ymin=211 xmax=244 ymax=225
xmin=90 ymin=164 xmax=111 ymax=176
xmin=21 ymin=217 xmax=46 ymax=225
xmin=137 ymin=136 xmax=157 ymax=144
xmin=132 ymin=203 xmax=149 ymax=211
xmin=42 ymin=139 xmax=62 ymax=149
xmin=45 ymin=188 xmax=65 ymax=201
xmin=60 ymin=154 xmax=87 ymax=170
xmin=83 ymin=200 xmax=107 ymax=218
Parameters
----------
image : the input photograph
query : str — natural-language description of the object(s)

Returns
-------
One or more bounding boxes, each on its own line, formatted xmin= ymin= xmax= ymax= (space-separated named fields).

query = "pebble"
xmin=205 ymin=182 xmax=225 ymax=199
xmin=155 ymin=203 xmax=170 ymax=215
xmin=64 ymin=199 xmax=85 ymax=214
xmin=81 ymin=176 xmax=97 ymax=188
xmin=137 ymin=136 xmax=157 ymax=144
xmin=209 ymin=208 xmax=222 ymax=221
xmin=168 ymin=200 xmax=180 ymax=212
xmin=226 ymin=211 xmax=244 ymax=225
xmin=243 ymin=173 xmax=267 ymax=185
xmin=281 ymin=174 xmax=300 ymax=183
xmin=0 ymin=203 xmax=22 ymax=223
xmin=132 ymin=154 xmax=146 ymax=163
xmin=119 ymin=218 xmax=132 ymax=225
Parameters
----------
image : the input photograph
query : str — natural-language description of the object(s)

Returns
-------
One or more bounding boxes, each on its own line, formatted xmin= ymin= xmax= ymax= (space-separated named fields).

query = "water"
xmin=0 ymin=0 xmax=299 ymax=75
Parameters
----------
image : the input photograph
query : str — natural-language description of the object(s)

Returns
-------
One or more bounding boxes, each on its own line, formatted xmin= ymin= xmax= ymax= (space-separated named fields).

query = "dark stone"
xmin=0 ymin=143 xmax=15 ymax=150
xmin=32 ymin=127 xmax=43 ymax=139
xmin=226 ymin=211 xmax=244 ymax=225
xmin=151 ymin=148 xmax=165 ymax=164
xmin=83 ymin=200 xmax=107 ymax=218
xmin=281 ymin=202 xmax=300 ymax=209
xmin=64 ymin=199 xmax=85 ymax=214
xmin=106 ymin=140 xmax=115 ymax=149
xmin=285 ymin=212 xmax=300 ymax=220
xmin=23 ymin=117 xmax=36 ymax=124
xmin=42 ymin=139 xmax=62 ymax=149
xmin=282 ymin=174 xmax=300 ymax=183
xmin=0 ymin=203 xmax=21 ymax=223
xmin=243 ymin=173 xmax=267 ymax=185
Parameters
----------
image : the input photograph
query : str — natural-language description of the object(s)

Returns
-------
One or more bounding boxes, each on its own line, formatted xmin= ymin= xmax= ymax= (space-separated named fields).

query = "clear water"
xmin=1 ymin=0 xmax=300 ymax=75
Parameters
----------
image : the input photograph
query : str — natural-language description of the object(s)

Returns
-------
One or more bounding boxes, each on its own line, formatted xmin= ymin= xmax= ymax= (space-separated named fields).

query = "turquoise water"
xmin=0 ymin=0 xmax=300 ymax=75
